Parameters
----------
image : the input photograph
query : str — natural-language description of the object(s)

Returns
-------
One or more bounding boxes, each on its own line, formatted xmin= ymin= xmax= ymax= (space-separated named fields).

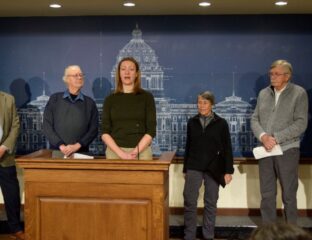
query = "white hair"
xmin=270 ymin=60 xmax=293 ymax=77
xmin=62 ymin=65 xmax=81 ymax=83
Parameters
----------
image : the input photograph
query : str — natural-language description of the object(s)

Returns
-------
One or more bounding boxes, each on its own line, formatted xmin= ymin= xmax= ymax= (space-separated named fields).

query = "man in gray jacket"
xmin=251 ymin=59 xmax=308 ymax=224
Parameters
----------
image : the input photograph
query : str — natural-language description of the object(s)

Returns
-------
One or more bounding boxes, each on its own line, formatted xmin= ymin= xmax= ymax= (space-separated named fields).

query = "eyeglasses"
xmin=268 ymin=72 xmax=288 ymax=77
xmin=66 ymin=73 xmax=85 ymax=79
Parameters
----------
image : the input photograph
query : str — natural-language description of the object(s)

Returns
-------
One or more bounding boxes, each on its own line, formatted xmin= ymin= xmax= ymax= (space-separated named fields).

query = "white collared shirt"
xmin=259 ymin=84 xmax=287 ymax=140
xmin=274 ymin=85 xmax=287 ymax=106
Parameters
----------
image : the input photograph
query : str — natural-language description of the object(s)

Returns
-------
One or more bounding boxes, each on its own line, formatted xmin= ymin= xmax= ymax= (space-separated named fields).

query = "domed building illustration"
xmin=109 ymin=25 xmax=257 ymax=156
xmin=15 ymin=25 xmax=257 ymax=157
xmin=214 ymin=90 xmax=257 ymax=155
xmin=17 ymin=83 xmax=50 ymax=154
xmin=111 ymin=25 xmax=164 ymax=98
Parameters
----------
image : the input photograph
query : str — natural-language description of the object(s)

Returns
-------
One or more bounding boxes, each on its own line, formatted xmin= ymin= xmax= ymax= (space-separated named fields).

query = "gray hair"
xmin=198 ymin=91 xmax=215 ymax=105
xmin=62 ymin=65 xmax=81 ymax=83
xmin=270 ymin=60 xmax=293 ymax=76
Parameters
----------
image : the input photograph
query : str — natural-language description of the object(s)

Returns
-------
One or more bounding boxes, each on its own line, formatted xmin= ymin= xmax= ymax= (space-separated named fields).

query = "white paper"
xmin=252 ymin=144 xmax=283 ymax=160
xmin=72 ymin=153 xmax=94 ymax=159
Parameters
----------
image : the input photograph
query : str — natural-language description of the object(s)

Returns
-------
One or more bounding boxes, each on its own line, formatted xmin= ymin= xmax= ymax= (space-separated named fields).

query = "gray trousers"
xmin=259 ymin=148 xmax=300 ymax=224
xmin=183 ymin=170 xmax=219 ymax=240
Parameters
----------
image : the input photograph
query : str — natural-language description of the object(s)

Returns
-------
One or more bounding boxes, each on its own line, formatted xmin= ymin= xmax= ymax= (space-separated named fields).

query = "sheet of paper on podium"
xmin=51 ymin=150 xmax=94 ymax=159
xmin=72 ymin=153 xmax=94 ymax=159
xmin=253 ymin=144 xmax=283 ymax=160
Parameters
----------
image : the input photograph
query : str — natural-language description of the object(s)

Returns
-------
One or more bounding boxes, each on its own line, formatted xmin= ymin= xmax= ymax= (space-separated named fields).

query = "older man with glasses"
xmin=43 ymin=65 xmax=98 ymax=157
xmin=251 ymin=60 xmax=308 ymax=224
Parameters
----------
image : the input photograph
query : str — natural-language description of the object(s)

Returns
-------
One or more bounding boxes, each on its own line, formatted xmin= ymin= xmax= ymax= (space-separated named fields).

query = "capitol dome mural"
xmin=16 ymin=25 xmax=257 ymax=157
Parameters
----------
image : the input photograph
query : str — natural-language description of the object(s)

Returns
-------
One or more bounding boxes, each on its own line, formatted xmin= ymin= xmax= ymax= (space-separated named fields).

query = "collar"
xmin=63 ymin=89 xmax=84 ymax=103
xmin=199 ymin=112 xmax=214 ymax=119
xmin=270 ymin=82 xmax=291 ymax=94
xmin=194 ymin=112 xmax=217 ymax=121
xmin=274 ymin=84 xmax=288 ymax=94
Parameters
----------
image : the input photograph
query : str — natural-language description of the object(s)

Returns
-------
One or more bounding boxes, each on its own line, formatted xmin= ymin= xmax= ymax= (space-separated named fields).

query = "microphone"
xmin=136 ymin=123 xmax=140 ymax=160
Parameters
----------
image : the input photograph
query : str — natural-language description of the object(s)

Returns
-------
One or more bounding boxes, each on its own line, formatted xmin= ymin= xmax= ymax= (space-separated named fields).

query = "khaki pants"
xmin=105 ymin=146 xmax=153 ymax=160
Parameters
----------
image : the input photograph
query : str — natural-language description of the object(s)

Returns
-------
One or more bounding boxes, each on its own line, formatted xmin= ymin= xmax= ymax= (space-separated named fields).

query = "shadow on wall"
xmin=88 ymin=77 xmax=112 ymax=155
xmin=10 ymin=77 xmax=47 ymax=155
xmin=238 ymin=73 xmax=267 ymax=158
xmin=28 ymin=76 xmax=51 ymax=99
xmin=92 ymin=77 xmax=112 ymax=101
xmin=9 ymin=78 xmax=31 ymax=109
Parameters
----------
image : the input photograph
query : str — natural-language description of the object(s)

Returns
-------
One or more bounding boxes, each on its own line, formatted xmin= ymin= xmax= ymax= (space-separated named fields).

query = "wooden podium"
xmin=16 ymin=149 xmax=174 ymax=240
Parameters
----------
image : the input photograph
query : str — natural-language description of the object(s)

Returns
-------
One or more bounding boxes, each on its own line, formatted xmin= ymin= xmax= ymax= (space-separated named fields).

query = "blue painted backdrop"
xmin=0 ymin=15 xmax=311 ymax=157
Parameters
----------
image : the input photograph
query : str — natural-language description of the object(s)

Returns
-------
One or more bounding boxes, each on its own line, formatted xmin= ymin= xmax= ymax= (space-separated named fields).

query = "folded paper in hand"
xmin=252 ymin=145 xmax=283 ymax=160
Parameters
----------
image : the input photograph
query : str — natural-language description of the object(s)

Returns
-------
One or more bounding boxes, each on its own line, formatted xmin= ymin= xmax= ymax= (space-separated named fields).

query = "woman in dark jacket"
xmin=183 ymin=91 xmax=234 ymax=240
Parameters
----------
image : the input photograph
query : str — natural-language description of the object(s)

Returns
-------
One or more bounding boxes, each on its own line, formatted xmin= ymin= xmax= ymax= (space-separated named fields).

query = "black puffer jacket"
xmin=183 ymin=113 xmax=234 ymax=187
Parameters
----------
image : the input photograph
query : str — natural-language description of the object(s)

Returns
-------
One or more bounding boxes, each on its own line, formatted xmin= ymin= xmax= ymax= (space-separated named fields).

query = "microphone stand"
xmin=136 ymin=123 xmax=140 ymax=160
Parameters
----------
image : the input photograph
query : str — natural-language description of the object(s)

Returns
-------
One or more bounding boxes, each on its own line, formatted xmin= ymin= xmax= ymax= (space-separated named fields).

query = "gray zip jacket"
xmin=251 ymin=82 xmax=308 ymax=151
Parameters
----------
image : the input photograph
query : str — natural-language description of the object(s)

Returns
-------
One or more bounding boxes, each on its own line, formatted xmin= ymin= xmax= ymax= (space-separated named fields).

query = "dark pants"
xmin=183 ymin=170 xmax=219 ymax=240
xmin=259 ymin=148 xmax=299 ymax=224
xmin=0 ymin=166 xmax=22 ymax=233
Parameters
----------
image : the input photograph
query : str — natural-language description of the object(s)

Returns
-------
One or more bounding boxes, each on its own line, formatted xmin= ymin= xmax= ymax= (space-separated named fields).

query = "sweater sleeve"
xmin=274 ymin=89 xmax=309 ymax=144
xmin=183 ymin=120 xmax=191 ymax=173
xmin=42 ymin=95 xmax=65 ymax=147
xmin=101 ymin=95 xmax=112 ymax=135
xmin=222 ymin=120 xmax=234 ymax=174
xmin=78 ymin=99 xmax=99 ymax=147
xmin=145 ymin=92 xmax=156 ymax=138
xmin=251 ymin=93 xmax=266 ymax=141
xmin=2 ymin=96 xmax=20 ymax=153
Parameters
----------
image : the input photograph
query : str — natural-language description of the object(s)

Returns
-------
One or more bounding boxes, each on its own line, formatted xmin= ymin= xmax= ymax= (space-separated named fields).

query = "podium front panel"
xmin=17 ymin=150 xmax=174 ymax=240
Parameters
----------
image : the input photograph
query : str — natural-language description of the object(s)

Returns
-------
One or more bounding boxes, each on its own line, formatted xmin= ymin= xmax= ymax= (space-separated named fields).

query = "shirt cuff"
xmin=56 ymin=141 xmax=66 ymax=148
xmin=259 ymin=132 xmax=266 ymax=141
xmin=0 ymin=145 xmax=9 ymax=153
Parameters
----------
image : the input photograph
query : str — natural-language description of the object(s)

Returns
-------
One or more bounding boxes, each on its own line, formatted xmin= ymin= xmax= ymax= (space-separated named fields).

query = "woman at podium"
xmin=101 ymin=57 xmax=156 ymax=160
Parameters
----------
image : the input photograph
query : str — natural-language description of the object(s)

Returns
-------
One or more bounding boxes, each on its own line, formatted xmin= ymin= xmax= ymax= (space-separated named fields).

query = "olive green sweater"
xmin=101 ymin=90 xmax=156 ymax=148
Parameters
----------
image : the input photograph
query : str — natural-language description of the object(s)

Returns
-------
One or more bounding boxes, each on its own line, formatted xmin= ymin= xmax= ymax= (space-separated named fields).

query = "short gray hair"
xmin=62 ymin=65 xmax=81 ymax=83
xmin=270 ymin=60 xmax=293 ymax=76
xmin=198 ymin=91 xmax=215 ymax=105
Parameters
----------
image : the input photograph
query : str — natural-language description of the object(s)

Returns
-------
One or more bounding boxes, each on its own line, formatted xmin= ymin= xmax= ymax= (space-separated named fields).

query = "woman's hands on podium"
xmin=118 ymin=149 xmax=138 ymax=160
xmin=59 ymin=143 xmax=81 ymax=157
